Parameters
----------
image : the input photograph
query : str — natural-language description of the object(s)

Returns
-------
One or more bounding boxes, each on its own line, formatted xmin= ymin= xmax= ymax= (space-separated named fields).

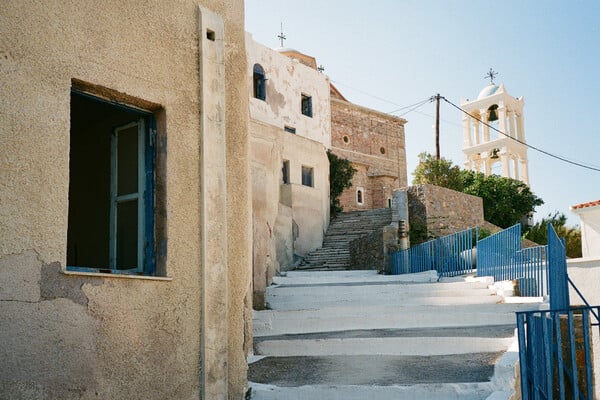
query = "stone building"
xmin=0 ymin=2 xmax=251 ymax=399
xmin=330 ymin=86 xmax=408 ymax=211
xmin=247 ymin=38 xmax=331 ymax=308
xmin=462 ymin=83 xmax=529 ymax=184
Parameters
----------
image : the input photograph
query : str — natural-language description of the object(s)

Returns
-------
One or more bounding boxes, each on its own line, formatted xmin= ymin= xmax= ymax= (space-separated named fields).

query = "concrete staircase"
xmin=249 ymin=270 xmax=542 ymax=400
xmin=298 ymin=208 xmax=392 ymax=270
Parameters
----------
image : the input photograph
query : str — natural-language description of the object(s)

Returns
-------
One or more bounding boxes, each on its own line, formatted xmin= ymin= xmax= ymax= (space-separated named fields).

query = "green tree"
xmin=328 ymin=150 xmax=356 ymax=217
xmin=412 ymin=152 xmax=464 ymax=191
xmin=411 ymin=152 xmax=544 ymax=228
xmin=524 ymin=212 xmax=582 ymax=258
xmin=461 ymin=170 xmax=544 ymax=228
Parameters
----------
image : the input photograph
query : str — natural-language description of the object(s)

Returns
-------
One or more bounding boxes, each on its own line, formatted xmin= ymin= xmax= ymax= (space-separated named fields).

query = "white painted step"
xmin=249 ymin=382 xmax=496 ymax=400
xmin=254 ymin=304 xmax=535 ymax=337
xmin=255 ymin=336 xmax=515 ymax=357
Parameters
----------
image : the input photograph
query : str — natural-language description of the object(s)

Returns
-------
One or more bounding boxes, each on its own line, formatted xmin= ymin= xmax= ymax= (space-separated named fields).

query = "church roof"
xmin=477 ymin=83 xmax=500 ymax=100
xmin=571 ymin=200 xmax=600 ymax=210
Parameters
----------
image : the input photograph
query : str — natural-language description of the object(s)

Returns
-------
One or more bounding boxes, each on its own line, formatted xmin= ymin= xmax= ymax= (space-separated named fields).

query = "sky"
xmin=245 ymin=1 xmax=600 ymax=226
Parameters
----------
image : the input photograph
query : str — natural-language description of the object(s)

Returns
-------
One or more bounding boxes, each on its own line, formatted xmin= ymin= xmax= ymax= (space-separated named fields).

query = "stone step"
xmin=248 ymin=353 xmax=500 ymax=387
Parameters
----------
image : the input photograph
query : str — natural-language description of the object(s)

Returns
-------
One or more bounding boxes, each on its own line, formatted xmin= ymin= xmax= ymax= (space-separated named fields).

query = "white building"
xmin=571 ymin=200 xmax=600 ymax=258
xmin=247 ymin=34 xmax=331 ymax=307
xmin=462 ymin=83 xmax=529 ymax=185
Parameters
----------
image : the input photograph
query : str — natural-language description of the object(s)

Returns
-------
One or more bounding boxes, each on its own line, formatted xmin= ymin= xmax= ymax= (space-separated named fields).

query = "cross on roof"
xmin=485 ymin=68 xmax=498 ymax=84
xmin=277 ymin=22 xmax=286 ymax=47
xmin=318 ymin=65 xmax=325 ymax=73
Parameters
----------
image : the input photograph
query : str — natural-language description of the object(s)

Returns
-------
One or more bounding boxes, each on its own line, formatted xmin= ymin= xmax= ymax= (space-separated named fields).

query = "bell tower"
xmin=461 ymin=73 xmax=529 ymax=185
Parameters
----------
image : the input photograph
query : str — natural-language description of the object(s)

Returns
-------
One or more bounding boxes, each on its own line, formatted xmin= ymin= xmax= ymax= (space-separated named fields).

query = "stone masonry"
xmin=330 ymin=96 xmax=407 ymax=212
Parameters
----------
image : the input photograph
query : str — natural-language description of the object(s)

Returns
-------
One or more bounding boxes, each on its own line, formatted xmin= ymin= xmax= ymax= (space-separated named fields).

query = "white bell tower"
xmin=461 ymin=75 xmax=529 ymax=185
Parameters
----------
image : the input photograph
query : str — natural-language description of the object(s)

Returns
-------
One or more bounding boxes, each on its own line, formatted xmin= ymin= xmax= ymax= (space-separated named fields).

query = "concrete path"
xmin=249 ymin=270 xmax=541 ymax=400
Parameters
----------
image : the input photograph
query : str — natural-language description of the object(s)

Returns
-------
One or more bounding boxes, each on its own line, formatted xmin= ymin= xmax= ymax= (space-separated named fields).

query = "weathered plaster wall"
xmin=0 ymin=1 xmax=250 ymax=399
xmin=247 ymin=37 xmax=330 ymax=309
xmin=247 ymin=34 xmax=331 ymax=147
xmin=407 ymin=184 xmax=485 ymax=239
xmin=330 ymin=97 xmax=407 ymax=212
xmin=250 ymin=119 xmax=329 ymax=308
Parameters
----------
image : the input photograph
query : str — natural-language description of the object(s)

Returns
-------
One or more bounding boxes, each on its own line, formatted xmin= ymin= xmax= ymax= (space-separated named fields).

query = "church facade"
xmin=330 ymin=89 xmax=408 ymax=211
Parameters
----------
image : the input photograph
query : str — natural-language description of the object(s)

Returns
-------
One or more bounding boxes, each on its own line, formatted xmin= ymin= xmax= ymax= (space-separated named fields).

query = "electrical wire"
xmin=441 ymin=96 xmax=600 ymax=173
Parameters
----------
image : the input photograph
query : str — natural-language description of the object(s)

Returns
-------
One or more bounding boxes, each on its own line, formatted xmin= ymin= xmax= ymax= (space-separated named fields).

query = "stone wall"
xmin=330 ymin=97 xmax=407 ymax=212
xmin=349 ymin=229 xmax=385 ymax=271
xmin=407 ymin=184 xmax=485 ymax=240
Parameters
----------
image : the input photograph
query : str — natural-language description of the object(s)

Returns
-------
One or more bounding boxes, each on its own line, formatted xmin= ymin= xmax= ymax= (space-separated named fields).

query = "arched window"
xmin=253 ymin=64 xmax=266 ymax=100
xmin=357 ymin=188 xmax=364 ymax=205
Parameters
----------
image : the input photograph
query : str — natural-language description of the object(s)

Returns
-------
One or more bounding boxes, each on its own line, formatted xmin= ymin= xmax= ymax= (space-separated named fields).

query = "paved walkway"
xmin=249 ymin=270 xmax=541 ymax=400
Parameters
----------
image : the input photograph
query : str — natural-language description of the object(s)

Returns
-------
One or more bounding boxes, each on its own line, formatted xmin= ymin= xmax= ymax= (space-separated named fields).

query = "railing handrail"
xmin=567 ymin=276 xmax=600 ymax=326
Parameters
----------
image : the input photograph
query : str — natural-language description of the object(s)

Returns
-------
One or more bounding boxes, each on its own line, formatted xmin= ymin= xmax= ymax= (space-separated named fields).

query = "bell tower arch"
xmin=461 ymin=81 xmax=529 ymax=185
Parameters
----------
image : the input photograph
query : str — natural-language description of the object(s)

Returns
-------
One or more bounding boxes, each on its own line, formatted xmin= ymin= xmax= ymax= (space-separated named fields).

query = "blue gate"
xmin=517 ymin=224 xmax=599 ymax=400
xmin=517 ymin=306 xmax=598 ymax=400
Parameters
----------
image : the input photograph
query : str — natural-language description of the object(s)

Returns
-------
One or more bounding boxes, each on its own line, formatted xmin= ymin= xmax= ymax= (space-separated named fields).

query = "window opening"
xmin=343 ymin=135 xmax=349 ymax=144
xmin=380 ymin=147 xmax=386 ymax=154
xmin=357 ymin=188 xmax=364 ymax=205
xmin=282 ymin=160 xmax=290 ymax=184
xmin=284 ymin=125 xmax=296 ymax=134
xmin=68 ymin=90 xmax=157 ymax=275
xmin=253 ymin=64 xmax=266 ymax=100
xmin=388 ymin=198 xmax=392 ymax=208
xmin=301 ymin=94 xmax=312 ymax=117
xmin=301 ymin=166 xmax=314 ymax=187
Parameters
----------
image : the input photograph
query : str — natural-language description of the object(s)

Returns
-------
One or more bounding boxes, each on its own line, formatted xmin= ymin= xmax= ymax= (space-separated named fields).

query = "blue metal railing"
xmin=391 ymin=227 xmax=477 ymax=277
xmin=517 ymin=223 xmax=599 ymax=400
xmin=477 ymin=224 xmax=522 ymax=282
xmin=548 ymin=223 xmax=570 ymax=310
xmin=517 ymin=306 xmax=599 ymax=400
xmin=515 ymin=245 xmax=547 ymax=297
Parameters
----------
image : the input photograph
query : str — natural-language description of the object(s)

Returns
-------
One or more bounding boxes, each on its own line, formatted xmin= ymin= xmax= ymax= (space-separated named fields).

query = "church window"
xmin=357 ymin=187 xmax=365 ymax=205
xmin=301 ymin=94 xmax=313 ymax=117
xmin=253 ymin=64 xmax=266 ymax=100
xmin=380 ymin=147 xmax=386 ymax=154
xmin=342 ymin=135 xmax=349 ymax=144
xmin=284 ymin=125 xmax=296 ymax=134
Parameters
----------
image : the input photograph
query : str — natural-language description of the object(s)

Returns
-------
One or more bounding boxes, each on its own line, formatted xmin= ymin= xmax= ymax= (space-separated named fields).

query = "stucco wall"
xmin=250 ymin=119 xmax=329 ymax=308
xmin=572 ymin=207 xmax=600 ymax=258
xmin=247 ymin=37 xmax=330 ymax=309
xmin=330 ymin=97 xmax=407 ymax=212
xmin=0 ymin=2 xmax=250 ymax=399
xmin=408 ymin=184 xmax=485 ymax=239
xmin=246 ymin=34 xmax=331 ymax=147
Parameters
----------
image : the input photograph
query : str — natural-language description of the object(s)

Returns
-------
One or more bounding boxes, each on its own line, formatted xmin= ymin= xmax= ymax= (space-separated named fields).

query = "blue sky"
xmin=245 ymin=1 xmax=600 ymax=226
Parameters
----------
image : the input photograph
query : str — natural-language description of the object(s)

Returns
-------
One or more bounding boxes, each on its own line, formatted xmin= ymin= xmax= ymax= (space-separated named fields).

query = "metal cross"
xmin=485 ymin=68 xmax=498 ymax=84
xmin=277 ymin=22 xmax=286 ymax=47
xmin=317 ymin=65 xmax=325 ymax=73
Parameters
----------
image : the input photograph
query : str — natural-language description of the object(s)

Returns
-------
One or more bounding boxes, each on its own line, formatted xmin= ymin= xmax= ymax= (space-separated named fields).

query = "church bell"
xmin=487 ymin=105 xmax=499 ymax=122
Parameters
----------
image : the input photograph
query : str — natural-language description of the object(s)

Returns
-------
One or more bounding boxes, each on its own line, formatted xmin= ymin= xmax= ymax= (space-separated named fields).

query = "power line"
xmin=441 ymin=96 xmax=600 ymax=173
xmin=330 ymin=80 xmax=404 ymax=107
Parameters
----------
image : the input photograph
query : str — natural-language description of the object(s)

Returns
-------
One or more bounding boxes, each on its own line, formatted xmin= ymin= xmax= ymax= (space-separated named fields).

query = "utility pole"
xmin=435 ymin=93 xmax=441 ymax=160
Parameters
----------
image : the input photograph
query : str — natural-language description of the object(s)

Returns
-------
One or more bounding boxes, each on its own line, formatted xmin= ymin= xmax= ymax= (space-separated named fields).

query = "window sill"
xmin=62 ymin=269 xmax=172 ymax=281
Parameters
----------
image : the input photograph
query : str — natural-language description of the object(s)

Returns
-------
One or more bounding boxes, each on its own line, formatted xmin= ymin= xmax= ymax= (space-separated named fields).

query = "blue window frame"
xmin=67 ymin=90 xmax=157 ymax=275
